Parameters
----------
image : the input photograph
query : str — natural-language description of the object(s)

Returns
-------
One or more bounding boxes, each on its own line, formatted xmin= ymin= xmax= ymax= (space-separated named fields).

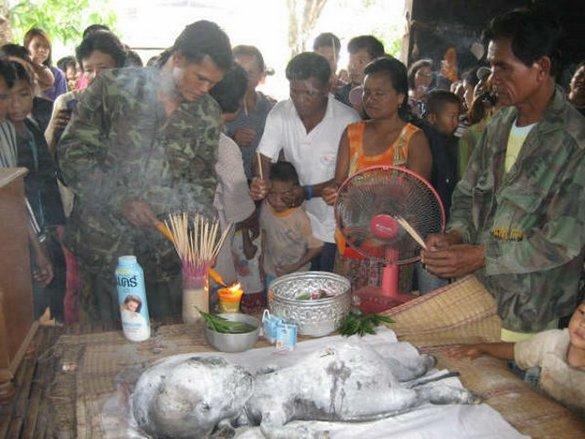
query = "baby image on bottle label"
xmin=119 ymin=293 xmax=150 ymax=342
xmin=116 ymin=255 xmax=151 ymax=342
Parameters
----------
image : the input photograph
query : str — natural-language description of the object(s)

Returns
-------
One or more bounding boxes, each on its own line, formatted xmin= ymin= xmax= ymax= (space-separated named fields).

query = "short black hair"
xmin=82 ymin=24 xmax=111 ymax=39
xmin=209 ymin=64 xmax=248 ymax=114
xmin=407 ymin=58 xmax=433 ymax=89
xmin=1 ymin=44 xmax=31 ymax=63
xmin=364 ymin=57 xmax=408 ymax=95
xmin=76 ymin=31 xmax=127 ymax=68
xmin=125 ymin=50 xmax=143 ymax=67
xmin=313 ymin=32 xmax=341 ymax=52
xmin=483 ymin=8 xmax=562 ymax=76
xmin=461 ymin=66 xmax=481 ymax=88
xmin=171 ymin=20 xmax=232 ymax=71
xmin=269 ymin=161 xmax=299 ymax=186
xmin=10 ymin=60 xmax=33 ymax=87
xmin=347 ymin=35 xmax=385 ymax=59
xmin=57 ymin=56 xmax=76 ymax=73
xmin=425 ymin=90 xmax=461 ymax=116
xmin=0 ymin=59 xmax=16 ymax=88
xmin=285 ymin=52 xmax=330 ymax=86
xmin=232 ymin=45 xmax=266 ymax=72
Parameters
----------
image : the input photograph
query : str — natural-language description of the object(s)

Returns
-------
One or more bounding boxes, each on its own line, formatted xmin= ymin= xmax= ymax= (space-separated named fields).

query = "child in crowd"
xmin=423 ymin=89 xmax=461 ymax=216
xmin=446 ymin=299 xmax=585 ymax=414
xmin=7 ymin=60 xmax=65 ymax=322
xmin=260 ymin=162 xmax=323 ymax=287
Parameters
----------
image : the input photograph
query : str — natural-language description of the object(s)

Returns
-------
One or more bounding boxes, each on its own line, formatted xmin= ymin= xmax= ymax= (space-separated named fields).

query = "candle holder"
xmin=218 ymin=283 xmax=244 ymax=313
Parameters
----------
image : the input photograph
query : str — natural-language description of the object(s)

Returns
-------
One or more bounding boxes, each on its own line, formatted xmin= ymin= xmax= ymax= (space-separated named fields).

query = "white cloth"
xmin=257 ymin=95 xmax=359 ymax=242
xmin=213 ymin=133 xmax=256 ymax=283
xmin=515 ymin=329 xmax=585 ymax=413
xmin=103 ymin=327 xmax=525 ymax=439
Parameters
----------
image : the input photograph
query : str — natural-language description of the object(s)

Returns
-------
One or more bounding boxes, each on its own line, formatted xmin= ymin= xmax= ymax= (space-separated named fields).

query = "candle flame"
xmin=228 ymin=282 xmax=242 ymax=293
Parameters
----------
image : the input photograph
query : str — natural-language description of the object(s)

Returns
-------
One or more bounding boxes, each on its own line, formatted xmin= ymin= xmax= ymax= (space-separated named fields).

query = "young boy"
xmin=423 ymin=89 xmax=462 ymax=215
xmin=447 ymin=299 xmax=585 ymax=414
xmin=260 ymin=162 xmax=323 ymax=286
xmin=8 ymin=61 xmax=65 ymax=321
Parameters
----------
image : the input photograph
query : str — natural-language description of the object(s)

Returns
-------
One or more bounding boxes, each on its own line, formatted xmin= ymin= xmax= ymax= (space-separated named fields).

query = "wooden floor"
xmin=0 ymin=326 xmax=62 ymax=439
xmin=0 ymin=319 xmax=179 ymax=439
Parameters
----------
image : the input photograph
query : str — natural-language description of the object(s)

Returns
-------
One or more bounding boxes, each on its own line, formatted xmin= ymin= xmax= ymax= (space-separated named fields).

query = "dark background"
xmin=407 ymin=0 xmax=585 ymax=86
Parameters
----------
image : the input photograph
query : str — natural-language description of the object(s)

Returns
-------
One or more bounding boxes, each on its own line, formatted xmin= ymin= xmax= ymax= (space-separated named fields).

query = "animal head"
xmin=133 ymin=356 xmax=254 ymax=438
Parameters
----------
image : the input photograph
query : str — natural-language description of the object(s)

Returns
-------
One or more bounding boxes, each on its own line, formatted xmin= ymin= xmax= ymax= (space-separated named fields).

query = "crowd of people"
xmin=0 ymin=7 xmax=583 ymax=413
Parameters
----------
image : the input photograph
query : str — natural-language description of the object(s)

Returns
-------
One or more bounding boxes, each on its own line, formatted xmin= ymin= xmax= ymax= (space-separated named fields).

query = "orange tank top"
xmin=347 ymin=121 xmax=420 ymax=176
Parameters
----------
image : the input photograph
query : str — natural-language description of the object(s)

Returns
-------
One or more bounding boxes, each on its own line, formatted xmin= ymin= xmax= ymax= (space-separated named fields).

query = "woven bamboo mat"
xmin=427 ymin=350 xmax=585 ymax=438
xmin=385 ymin=275 xmax=502 ymax=346
xmin=52 ymin=275 xmax=584 ymax=438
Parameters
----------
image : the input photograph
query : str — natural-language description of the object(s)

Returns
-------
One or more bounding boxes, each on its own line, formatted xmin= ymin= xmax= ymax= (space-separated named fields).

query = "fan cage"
xmin=335 ymin=165 xmax=446 ymax=264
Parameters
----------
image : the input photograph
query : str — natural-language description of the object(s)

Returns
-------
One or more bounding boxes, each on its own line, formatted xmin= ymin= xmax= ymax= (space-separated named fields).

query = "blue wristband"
xmin=303 ymin=185 xmax=313 ymax=200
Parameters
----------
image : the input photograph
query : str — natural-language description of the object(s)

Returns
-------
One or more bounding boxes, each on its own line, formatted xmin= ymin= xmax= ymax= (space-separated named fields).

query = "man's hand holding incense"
xmin=122 ymin=200 xmax=158 ymax=228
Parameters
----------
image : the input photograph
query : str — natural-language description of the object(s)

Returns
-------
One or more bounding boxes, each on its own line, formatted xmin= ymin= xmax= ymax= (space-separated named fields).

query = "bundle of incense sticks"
xmin=161 ymin=213 xmax=232 ymax=281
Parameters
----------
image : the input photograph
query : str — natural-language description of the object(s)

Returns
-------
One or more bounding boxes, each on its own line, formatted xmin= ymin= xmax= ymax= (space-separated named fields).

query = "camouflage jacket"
xmin=58 ymin=68 xmax=221 ymax=278
xmin=448 ymin=87 xmax=585 ymax=332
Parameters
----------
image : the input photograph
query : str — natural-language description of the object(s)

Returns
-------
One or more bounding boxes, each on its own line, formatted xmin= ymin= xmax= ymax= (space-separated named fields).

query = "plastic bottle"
xmin=115 ymin=255 xmax=151 ymax=342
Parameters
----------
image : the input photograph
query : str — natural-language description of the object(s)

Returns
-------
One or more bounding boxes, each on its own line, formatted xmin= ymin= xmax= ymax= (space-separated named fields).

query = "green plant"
xmin=9 ymin=0 xmax=117 ymax=46
xmin=339 ymin=310 xmax=394 ymax=337
xmin=198 ymin=309 xmax=257 ymax=334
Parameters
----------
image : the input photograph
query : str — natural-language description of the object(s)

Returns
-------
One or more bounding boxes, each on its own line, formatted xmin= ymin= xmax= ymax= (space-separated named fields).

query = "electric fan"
xmin=335 ymin=166 xmax=445 ymax=313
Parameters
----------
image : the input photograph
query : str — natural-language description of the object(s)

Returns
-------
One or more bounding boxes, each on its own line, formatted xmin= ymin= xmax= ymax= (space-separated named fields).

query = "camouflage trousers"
xmin=78 ymin=264 xmax=182 ymax=325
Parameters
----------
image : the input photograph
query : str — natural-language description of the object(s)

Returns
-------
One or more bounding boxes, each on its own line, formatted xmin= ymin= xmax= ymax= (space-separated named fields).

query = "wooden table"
xmin=1 ymin=324 xmax=583 ymax=438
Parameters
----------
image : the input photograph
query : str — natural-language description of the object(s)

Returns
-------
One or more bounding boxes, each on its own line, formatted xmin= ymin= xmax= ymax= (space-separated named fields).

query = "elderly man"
xmin=422 ymin=9 xmax=585 ymax=341
xmin=251 ymin=52 xmax=359 ymax=274
xmin=59 ymin=21 xmax=232 ymax=323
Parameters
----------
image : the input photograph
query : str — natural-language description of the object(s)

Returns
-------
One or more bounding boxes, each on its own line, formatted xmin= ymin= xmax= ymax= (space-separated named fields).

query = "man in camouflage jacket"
xmin=58 ymin=21 xmax=232 ymax=323
xmin=422 ymin=10 xmax=585 ymax=334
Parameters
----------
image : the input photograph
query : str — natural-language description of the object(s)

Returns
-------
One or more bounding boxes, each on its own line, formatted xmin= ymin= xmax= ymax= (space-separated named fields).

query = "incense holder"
xmin=182 ymin=274 xmax=209 ymax=323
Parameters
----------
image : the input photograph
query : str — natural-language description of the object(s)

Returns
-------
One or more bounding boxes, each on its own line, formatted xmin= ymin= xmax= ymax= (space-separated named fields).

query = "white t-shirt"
xmin=515 ymin=329 xmax=585 ymax=413
xmin=257 ymin=95 xmax=359 ymax=242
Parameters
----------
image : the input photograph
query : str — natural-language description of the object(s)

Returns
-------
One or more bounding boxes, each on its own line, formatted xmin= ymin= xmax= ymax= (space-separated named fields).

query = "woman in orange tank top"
xmin=323 ymin=57 xmax=432 ymax=293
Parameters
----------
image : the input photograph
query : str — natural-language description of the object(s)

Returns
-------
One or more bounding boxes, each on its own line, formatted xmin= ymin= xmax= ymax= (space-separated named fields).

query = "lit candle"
xmin=218 ymin=283 xmax=244 ymax=313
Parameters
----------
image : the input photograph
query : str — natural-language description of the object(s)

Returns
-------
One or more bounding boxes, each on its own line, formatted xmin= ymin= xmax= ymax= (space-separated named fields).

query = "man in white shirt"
xmin=251 ymin=52 xmax=359 ymax=272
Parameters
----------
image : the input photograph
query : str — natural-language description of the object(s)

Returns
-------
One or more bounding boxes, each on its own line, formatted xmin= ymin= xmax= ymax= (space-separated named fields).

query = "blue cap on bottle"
xmin=118 ymin=255 xmax=137 ymax=266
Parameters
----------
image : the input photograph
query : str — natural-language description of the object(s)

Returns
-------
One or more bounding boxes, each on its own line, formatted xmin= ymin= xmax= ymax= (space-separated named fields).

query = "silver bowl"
xmin=203 ymin=313 xmax=260 ymax=353
xmin=268 ymin=271 xmax=351 ymax=337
